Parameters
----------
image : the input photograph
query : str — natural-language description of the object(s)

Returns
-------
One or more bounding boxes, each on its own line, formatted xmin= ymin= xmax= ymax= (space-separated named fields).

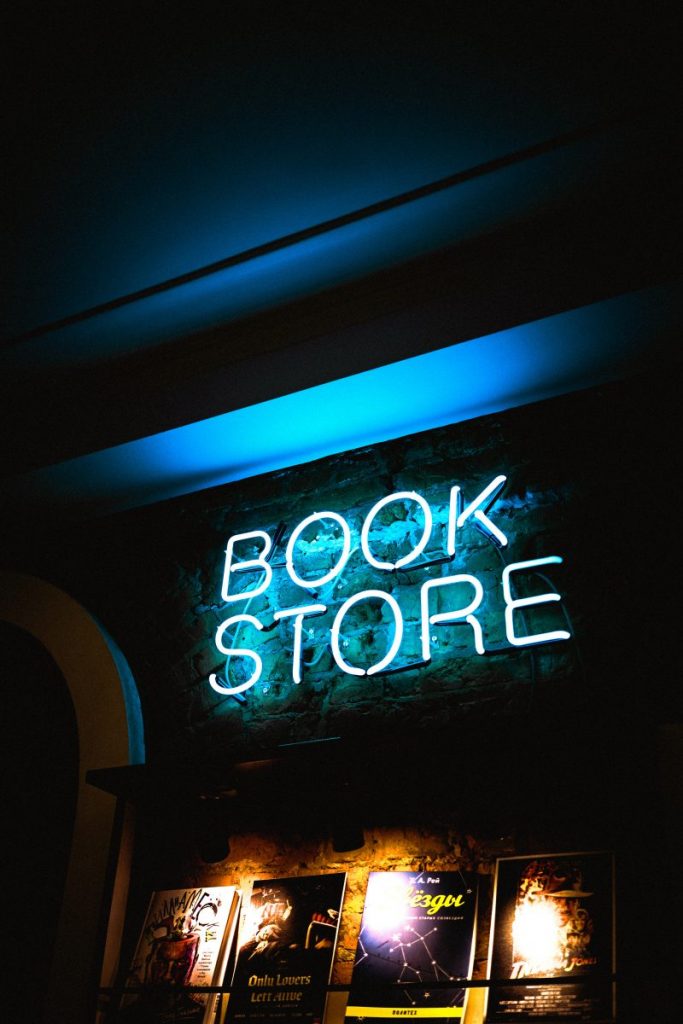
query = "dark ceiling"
xmin=1 ymin=3 xmax=681 ymax=517
xmin=4 ymin=2 xmax=678 ymax=334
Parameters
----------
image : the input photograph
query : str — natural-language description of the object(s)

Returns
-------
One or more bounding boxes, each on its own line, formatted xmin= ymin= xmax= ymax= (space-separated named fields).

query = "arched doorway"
xmin=0 ymin=570 xmax=144 ymax=1024
xmin=1 ymin=620 xmax=78 ymax=1021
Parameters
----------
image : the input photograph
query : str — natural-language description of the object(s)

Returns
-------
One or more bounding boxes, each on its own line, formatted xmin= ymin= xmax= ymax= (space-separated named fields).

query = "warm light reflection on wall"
xmin=511 ymin=901 xmax=564 ymax=976
xmin=358 ymin=872 xmax=410 ymax=938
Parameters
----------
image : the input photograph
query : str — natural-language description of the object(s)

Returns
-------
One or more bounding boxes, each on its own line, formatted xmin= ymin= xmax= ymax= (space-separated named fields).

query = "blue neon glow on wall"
xmin=7 ymin=281 xmax=679 ymax=519
xmin=209 ymin=474 xmax=570 ymax=696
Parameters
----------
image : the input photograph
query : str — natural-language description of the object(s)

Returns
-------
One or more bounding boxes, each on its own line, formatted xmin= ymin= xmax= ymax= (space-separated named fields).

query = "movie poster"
xmin=486 ymin=851 xmax=615 ymax=1022
xmin=225 ymin=873 xmax=347 ymax=1024
xmin=345 ymin=869 xmax=478 ymax=1021
xmin=117 ymin=885 xmax=242 ymax=1024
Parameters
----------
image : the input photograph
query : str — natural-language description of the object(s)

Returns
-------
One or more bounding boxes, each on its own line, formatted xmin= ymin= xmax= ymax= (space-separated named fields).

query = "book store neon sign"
xmin=209 ymin=474 xmax=570 ymax=697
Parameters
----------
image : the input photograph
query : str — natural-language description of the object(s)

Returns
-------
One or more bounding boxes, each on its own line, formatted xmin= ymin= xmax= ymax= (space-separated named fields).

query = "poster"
xmin=118 ymin=884 xmax=242 ymax=1024
xmin=486 ymin=851 xmax=615 ymax=1022
xmin=345 ymin=869 xmax=478 ymax=1021
xmin=225 ymin=872 xmax=347 ymax=1024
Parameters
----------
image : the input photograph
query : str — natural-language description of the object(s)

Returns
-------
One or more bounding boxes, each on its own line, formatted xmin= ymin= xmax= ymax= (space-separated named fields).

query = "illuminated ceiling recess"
xmin=4 ymin=121 xmax=618 ymax=374
xmin=7 ymin=280 xmax=681 ymax=521
xmin=3 ymin=116 xmax=681 ymax=522
xmin=2 ymin=9 xmax=681 ymax=527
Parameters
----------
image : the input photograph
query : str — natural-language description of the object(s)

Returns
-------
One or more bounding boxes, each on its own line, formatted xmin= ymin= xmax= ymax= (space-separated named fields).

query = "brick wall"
xmin=66 ymin=384 xmax=621 ymax=767
xmin=51 ymin=374 xmax=673 ymax=1023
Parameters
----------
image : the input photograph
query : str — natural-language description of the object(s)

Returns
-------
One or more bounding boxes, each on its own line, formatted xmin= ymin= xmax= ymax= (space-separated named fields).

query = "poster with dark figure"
xmin=486 ymin=851 xmax=615 ymax=1022
xmin=345 ymin=869 xmax=478 ymax=1021
xmin=225 ymin=873 xmax=347 ymax=1024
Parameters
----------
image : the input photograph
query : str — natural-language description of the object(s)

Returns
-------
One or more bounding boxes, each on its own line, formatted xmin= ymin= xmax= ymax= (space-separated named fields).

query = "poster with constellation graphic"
xmin=485 ymin=851 xmax=615 ymax=1022
xmin=345 ymin=870 xmax=478 ymax=1022
xmin=225 ymin=872 xmax=347 ymax=1024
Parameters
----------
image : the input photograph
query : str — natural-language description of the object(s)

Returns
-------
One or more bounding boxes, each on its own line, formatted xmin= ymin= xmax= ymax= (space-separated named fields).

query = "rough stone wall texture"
xmin=29 ymin=372 xmax=675 ymax=774
xmin=125 ymin=819 xmax=514 ymax=990
xmin=38 ymin=374 xmax=672 ymax=1023
xmin=193 ymin=826 xmax=494 ymax=986
xmin=54 ymin=383 xmax=630 ymax=767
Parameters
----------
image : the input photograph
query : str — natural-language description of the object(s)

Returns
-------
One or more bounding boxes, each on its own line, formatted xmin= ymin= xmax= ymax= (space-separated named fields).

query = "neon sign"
xmin=209 ymin=474 xmax=570 ymax=698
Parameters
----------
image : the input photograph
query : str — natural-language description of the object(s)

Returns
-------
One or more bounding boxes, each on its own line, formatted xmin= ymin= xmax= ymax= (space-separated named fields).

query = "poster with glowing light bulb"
xmin=345 ymin=870 xmax=478 ymax=1021
xmin=485 ymin=851 xmax=615 ymax=1022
